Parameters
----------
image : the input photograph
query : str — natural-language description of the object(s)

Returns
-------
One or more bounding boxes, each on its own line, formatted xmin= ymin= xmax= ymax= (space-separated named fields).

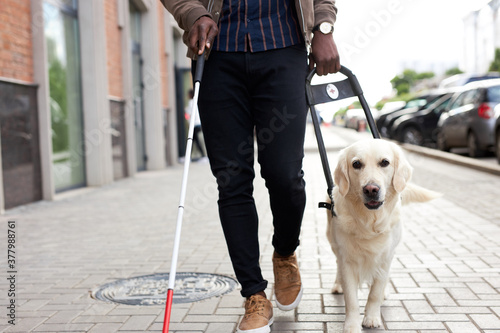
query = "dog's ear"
xmin=392 ymin=145 xmax=413 ymax=193
xmin=334 ymin=150 xmax=350 ymax=196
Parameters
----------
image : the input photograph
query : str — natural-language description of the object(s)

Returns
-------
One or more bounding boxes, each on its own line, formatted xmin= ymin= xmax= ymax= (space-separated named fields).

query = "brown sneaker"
xmin=237 ymin=294 xmax=273 ymax=333
xmin=273 ymin=251 xmax=303 ymax=311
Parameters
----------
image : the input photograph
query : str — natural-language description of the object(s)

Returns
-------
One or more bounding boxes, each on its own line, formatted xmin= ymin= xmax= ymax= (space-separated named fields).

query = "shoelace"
xmin=245 ymin=296 xmax=267 ymax=317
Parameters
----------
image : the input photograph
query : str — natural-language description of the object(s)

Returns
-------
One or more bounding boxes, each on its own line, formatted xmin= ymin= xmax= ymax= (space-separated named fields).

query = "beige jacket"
xmin=161 ymin=0 xmax=337 ymax=58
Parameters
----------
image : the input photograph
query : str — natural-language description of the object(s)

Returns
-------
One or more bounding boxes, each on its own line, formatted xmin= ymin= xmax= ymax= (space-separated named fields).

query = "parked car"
xmin=436 ymin=79 xmax=500 ymax=157
xmin=439 ymin=72 xmax=500 ymax=89
xmin=344 ymin=108 xmax=366 ymax=131
xmin=494 ymin=109 xmax=500 ymax=163
xmin=391 ymin=90 xmax=461 ymax=146
xmin=376 ymin=92 xmax=446 ymax=138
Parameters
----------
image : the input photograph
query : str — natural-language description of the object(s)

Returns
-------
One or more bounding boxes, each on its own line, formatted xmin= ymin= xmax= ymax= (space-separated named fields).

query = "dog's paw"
xmin=362 ymin=314 xmax=382 ymax=328
xmin=331 ymin=282 xmax=343 ymax=294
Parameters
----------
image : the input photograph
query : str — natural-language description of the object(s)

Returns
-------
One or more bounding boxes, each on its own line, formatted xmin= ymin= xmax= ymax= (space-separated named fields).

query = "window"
xmin=486 ymin=86 xmax=500 ymax=103
xmin=44 ymin=0 xmax=86 ymax=191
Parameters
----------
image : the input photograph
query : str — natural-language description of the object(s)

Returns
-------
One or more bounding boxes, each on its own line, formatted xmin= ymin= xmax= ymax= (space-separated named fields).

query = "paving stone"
xmin=381 ymin=306 xmax=411 ymax=322
xmin=168 ymin=322 xmax=207 ymax=331
xmin=87 ymin=323 xmax=123 ymax=333
xmin=4 ymin=125 xmax=500 ymax=332
xmin=188 ymin=299 xmax=220 ymax=315
xmin=32 ymin=323 xmax=94 ymax=332
xmin=205 ymin=322 xmax=237 ymax=332
xmin=44 ymin=310 xmax=83 ymax=324
xmin=385 ymin=321 xmax=447 ymax=330
xmin=435 ymin=306 xmax=492 ymax=314
xmin=403 ymin=300 xmax=435 ymax=314
xmin=3 ymin=317 xmax=46 ymax=333
xmin=445 ymin=321 xmax=482 ymax=333
xmin=118 ymin=315 xmax=156 ymax=331
xmin=470 ymin=314 xmax=500 ymax=330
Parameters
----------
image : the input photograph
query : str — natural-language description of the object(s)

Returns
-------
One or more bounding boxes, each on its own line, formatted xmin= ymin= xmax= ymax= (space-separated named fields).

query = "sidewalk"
xmin=1 ymin=124 xmax=500 ymax=332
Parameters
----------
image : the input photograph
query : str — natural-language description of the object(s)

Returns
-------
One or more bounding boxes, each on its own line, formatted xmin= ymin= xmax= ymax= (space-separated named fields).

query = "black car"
xmin=391 ymin=93 xmax=456 ymax=146
xmin=376 ymin=92 xmax=446 ymax=139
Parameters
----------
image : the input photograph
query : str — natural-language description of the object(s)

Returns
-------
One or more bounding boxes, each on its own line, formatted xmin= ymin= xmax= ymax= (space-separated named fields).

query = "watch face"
xmin=320 ymin=22 xmax=333 ymax=34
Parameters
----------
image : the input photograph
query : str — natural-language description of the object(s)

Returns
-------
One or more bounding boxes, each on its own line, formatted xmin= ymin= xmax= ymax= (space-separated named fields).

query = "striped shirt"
xmin=214 ymin=0 xmax=303 ymax=53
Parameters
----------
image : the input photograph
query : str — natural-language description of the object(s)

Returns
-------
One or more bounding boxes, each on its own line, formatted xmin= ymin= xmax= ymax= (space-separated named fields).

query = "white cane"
xmin=162 ymin=53 xmax=206 ymax=333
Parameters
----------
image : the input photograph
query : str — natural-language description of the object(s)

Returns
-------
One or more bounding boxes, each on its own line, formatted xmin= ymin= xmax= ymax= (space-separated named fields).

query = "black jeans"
xmin=195 ymin=45 xmax=308 ymax=297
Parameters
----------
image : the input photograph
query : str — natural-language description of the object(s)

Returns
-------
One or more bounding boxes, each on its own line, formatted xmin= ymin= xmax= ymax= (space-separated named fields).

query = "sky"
xmin=322 ymin=0 xmax=491 ymax=104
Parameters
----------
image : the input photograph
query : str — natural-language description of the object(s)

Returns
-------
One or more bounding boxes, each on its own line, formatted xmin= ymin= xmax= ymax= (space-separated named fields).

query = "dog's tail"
xmin=401 ymin=183 xmax=442 ymax=205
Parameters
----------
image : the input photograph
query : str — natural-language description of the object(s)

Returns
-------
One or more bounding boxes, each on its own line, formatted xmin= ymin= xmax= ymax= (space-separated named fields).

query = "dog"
xmin=326 ymin=139 xmax=441 ymax=333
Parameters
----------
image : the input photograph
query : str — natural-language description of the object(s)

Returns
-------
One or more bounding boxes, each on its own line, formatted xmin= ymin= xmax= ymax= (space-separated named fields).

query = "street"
xmin=0 ymin=124 xmax=499 ymax=332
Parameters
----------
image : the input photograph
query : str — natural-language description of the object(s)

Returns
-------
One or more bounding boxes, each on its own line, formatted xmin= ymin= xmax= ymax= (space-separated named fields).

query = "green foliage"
xmin=47 ymin=37 xmax=69 ymax=153
xmin=416 ymin=72 xmax=435 ymax=80
xmin=445 ymin=67 xmax=463 ymax=76
xmin=489 ymin=48 xmax=500 ymax=72
xmin=335 ymin=106 xmax=348 ymax=117
xmin=390 ymin=69 xmax=436 ymax=97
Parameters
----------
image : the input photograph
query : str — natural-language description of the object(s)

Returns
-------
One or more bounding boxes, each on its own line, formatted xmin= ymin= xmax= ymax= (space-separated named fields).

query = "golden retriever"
xmin=326 ymin=139 xmax=441 ymax=333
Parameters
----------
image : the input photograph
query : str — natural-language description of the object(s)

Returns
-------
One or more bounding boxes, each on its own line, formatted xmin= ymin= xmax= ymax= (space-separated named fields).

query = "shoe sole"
xmin=275 ymin=285 xmax=303 ymax=311
xmin=236 ymin=316 xmax=274 ymax=333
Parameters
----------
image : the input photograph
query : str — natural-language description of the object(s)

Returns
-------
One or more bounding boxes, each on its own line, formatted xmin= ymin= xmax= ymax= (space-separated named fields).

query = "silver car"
xmin=437 ymin=79 xmax=500 ymax=157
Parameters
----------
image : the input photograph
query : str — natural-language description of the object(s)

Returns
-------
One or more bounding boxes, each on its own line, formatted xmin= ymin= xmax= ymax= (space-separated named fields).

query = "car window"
xmin=448 ymin=92 xmax=467 ymax=110
xmin=433 ymin=96 xmax=452 ymax=114
xmin=486 ymin=86 xmax=500 ymax=103
xmin=426 ymin=94 xmax=445 ymax=106
xmin=462 ymin=89 xmax=480 ymax=105
xmin=405 ymin=98 xmax=427 ymax=109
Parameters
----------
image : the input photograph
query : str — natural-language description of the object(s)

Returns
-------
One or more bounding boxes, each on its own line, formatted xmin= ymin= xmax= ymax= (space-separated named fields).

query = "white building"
xmin=463 ymin=0 xmax=500 ymax=73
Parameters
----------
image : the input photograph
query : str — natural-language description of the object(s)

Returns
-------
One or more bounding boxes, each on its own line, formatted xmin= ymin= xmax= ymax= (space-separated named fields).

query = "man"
xmin=161 ymin=1 xmax=340 ymax=332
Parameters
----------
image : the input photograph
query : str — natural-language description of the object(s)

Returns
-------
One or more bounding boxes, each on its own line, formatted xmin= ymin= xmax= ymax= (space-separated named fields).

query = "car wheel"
xmin=467 ymin=132 xmax=486 ymax=158
xmin=496 ymin=130 xmax=500 ymax=164
xmin=436 ymin=131 xmax=449 ymax=152
xmin=402 ymin=127 xmax=424 ymax=146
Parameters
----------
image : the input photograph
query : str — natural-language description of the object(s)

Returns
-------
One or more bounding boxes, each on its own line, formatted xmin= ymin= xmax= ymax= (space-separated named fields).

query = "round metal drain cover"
xmin=92 ymin=272 xmax=238 ymax=306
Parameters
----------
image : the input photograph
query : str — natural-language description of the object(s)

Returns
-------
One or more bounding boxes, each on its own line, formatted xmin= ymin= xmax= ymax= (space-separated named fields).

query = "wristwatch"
xmin=313 ymin=22 xmax=334 ymax=34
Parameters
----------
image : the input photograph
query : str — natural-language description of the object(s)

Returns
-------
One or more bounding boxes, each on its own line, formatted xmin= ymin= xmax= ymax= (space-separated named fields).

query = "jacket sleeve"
xmin=160 ymin=0 xmax=212 ymax=32
xmin=313 ymin=0 xmax=337 ymax=27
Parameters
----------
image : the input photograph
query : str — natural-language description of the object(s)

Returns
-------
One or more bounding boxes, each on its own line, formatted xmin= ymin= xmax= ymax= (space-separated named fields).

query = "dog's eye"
xmin=352 ymin=161 xmax=362 ymax=169
xmin=379 ymin=159 xmax=390 ymax=167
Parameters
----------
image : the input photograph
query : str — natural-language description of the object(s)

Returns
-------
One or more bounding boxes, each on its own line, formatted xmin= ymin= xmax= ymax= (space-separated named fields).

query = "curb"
xmin=400 ymin=142 xmax=500 ymax=176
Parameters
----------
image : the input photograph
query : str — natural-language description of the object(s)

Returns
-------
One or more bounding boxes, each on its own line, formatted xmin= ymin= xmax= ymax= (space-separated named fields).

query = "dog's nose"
xmin=363 ymin=184 xmax=380 ymax=198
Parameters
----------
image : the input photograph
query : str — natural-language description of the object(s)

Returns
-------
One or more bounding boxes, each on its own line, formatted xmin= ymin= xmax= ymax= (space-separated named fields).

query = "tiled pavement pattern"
xmin=1 ymin=125 xmax=500 ymax=332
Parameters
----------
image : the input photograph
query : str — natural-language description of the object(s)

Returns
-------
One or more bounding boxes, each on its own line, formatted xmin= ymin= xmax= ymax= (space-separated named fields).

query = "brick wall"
xmin=0 ymin=0 xmax=34 ymax=82
xmin=105 ymin=0 xmax=123 ymax=98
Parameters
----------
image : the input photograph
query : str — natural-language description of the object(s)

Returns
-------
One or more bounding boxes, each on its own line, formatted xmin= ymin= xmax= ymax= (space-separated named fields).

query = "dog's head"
xmin=334 ymin=139 xmax=412 ymax=210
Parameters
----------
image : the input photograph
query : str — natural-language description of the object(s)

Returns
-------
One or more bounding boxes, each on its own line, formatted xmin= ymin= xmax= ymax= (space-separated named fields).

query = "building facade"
xmin=463 ymin=0 xmax=500 ymax=73
xmin=0 ymin=0 xmax=190 ymax=211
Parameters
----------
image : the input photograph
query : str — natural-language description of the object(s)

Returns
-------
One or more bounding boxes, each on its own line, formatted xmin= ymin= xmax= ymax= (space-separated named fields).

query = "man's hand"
xmin=188 ymin=16 xmax=219 ymax=56
xmin=309 ymin=32 xmax=340 ymax=76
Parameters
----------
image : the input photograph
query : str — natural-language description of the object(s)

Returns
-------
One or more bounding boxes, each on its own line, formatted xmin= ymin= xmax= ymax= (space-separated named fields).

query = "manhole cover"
xmin=91 ymin=272 xmax=238 ymax=306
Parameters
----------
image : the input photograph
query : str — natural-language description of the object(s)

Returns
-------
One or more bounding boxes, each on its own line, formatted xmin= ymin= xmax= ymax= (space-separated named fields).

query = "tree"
xmin=416 ymin=72 xmax=435 ymax=80
xmin=489 ymin=48 xmax=500 ymax=72
xmin=390 ymin=69 xmax=435 ymax=96
xmin=390 ymin=69 xmax=417 ymax=96
xmin=445 ymin=67 xmax=463 ymax=76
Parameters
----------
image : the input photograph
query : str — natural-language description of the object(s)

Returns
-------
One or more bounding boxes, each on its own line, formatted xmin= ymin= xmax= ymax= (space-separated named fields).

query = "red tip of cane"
xmin=162 ymin=289 xmax=174 ymax=333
